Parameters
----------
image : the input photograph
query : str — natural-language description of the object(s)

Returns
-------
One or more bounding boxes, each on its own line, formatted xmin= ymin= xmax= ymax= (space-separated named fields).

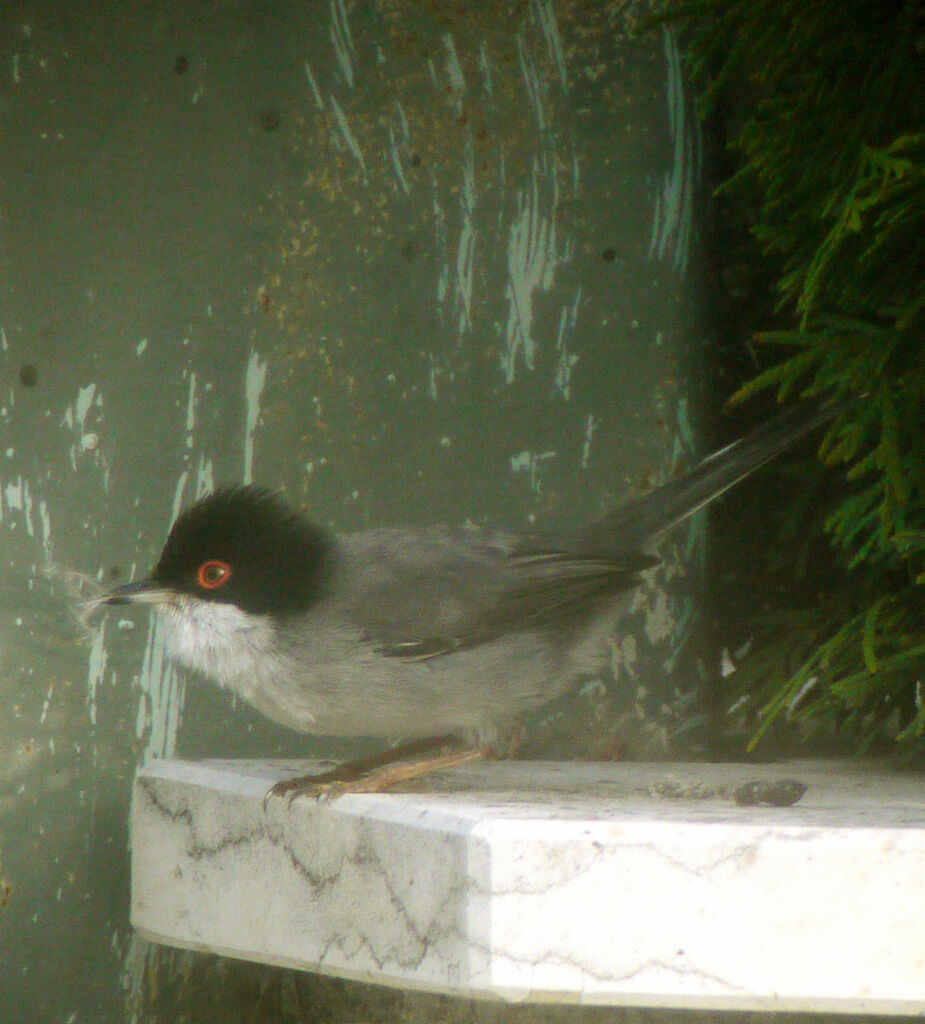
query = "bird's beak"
xmin=102 ymin=578 xmax=175 ymax=606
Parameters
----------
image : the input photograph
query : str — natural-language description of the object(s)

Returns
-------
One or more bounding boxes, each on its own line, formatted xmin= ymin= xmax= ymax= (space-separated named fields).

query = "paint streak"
xmin=431 ymin=182 xmax=449 ymax=308
xmin=243 ymin=349 xmax=267 ymax=485
xmin=195 ymin=453 xmax=214 ymax=497
xmin=303 ymin=61 xmax=325 ymax=109
xmin=170 ymin=472 xmax=189 ymax=527
xmin=86 ymin=621 xmax=107 ymax=727
xmin=3 ymin=475 xmax=34 ymax=535
xmin=533 ymin=0 xmax=568 ymax=92
xmin=477 ymin=41 xmax=493 ymax=98
xmin=61 ymin=383 xmax=110 ymax=487
xmin=39 ymin=679 xmax=55 ymax=726
xmin=553 ymin=285 xmax=582 ymax=400
xmin=330 ymin=0 xmax=355 ymax=89
xmin=443 ymin=33 xmax=465 ymax=114
xmin=395 ymin=100 xmax=409 ymax=140
xmin=581 ymin=412 xmax=596 ymax=469
xmin=38 ymin=499 xmax=52 ymax=559
xmin=647 ymin=27 xmax=700 ymax=275
xmin=516 ymin=34 xmax=545 ymax=131
xmin=425 ymin=352 xmax=455 ymax=401
xmin=388 ymin=101 xmax=411 ymax=193
xmin=328 ymin=94 xmax=367 ymax=180
xmin=184 ymin=371 xmax=197 ymax=447
xmin=136 ymin=615 xmax=185 ymax=762
xmin=502 ymin=159 xmax=562 ymax=384
xmin=455 ymin=136 xmax=477 ymax=334
xmin=75 ymin=383 xmax=96 ymax=431
xmin=388 ymin=123 xmax=409 ymax=194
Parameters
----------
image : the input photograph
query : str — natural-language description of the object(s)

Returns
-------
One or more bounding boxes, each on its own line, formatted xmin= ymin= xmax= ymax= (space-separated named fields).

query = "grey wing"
xmin=336 ymin=525 xmax=654 ymax=659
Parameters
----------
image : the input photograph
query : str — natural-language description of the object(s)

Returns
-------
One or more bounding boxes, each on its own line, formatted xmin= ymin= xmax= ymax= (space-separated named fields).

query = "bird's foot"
xmin=264 ymin=738 xmax=489 ymax=807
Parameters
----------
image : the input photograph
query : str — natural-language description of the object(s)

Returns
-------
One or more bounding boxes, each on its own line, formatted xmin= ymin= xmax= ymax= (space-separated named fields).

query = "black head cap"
xmin=153 ymin=486 xmax=336 ymax=616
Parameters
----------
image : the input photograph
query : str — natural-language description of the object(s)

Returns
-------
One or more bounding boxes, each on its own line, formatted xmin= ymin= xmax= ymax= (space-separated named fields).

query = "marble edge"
xmin=130 ymin=925 xmax=924 ymax=1016
xmin=133 ymin=757 xmax=488 ymax=835
xmin=134 ymin=758 xmax=925 ymax=833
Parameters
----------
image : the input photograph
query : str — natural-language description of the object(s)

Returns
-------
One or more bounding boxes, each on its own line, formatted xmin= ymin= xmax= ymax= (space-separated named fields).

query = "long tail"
xmin=576 ymin=398 xmax=848 ymax=554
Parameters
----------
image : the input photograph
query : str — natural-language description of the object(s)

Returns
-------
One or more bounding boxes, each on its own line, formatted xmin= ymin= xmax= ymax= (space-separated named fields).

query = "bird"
xmin=100 ymin=399 xmax=845 ymax=799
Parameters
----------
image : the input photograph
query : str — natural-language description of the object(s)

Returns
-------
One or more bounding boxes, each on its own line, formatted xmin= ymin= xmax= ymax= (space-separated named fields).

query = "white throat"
xmin=156 ymin=596 xmax=279 ymax=700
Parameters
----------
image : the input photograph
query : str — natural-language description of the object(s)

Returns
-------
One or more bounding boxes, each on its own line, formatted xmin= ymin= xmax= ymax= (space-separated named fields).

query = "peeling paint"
xmin=137 ymin=615 xmax=185 ymax=762
xmin=388 ymin=101 xmax=412 ymax=193
xmin=243 ymin=349 xmax=267 ymax=485
xmin=431 ymin=182 xmax=449 ymax=308
xmin=516 ymin=34 xmax=545 ymax=131
xmin=608 ymin=632 xmax=638 ymax=685
xmin=388 ymin=122 xmax=409 ymax=194
xmin=502 ymin=159 xmax=563 ymax=384
xmin=329 ymin=93 xmax=367 ymax=180
xmin=648 ymin=27 xmax=700 ymax=275
xmin=510 ymin=448 xmax=557 ymax=499
xmin=330 ymin=0 xmax=356 ymax=89
xmin=3 ymin=475 xmax=34 ymax=536
xmin=304 ymin=61 xmax=325 ymax=109
xmin=553 ymin=285 xmax=582 ymax=400
xmin=195 ymin=453 xmax=214 ymax=497
xmin=39 ymin=679 xmax=55 ymax=726
xmin=86 ymin=621 xmax=107 ymax=727
xmin=75 ymin=383 xmax=96 ymax=431
xmin=533 ymin=0 xmax=568 ymax=92
xmin=170 ymin=472 xmax=189 ymax=527
xmin=581 ymin=412 xmax=596 ymax=469
xmin=38 ymin=499 xmax=52 ymax=558
xmin=455 ymin=136 xmax=477 ymax=335
xmin=477 ymin=41 xmax=493 ymax=99
xmin=184 ymin=370 xmax=197 ymax=438
xmin=443 ymin=34 xmax=465 ymax=114
xmin=394 ymin=100 xmax=409 ymax=141
xmin=62 ymin=384 xmax=109 ymax=487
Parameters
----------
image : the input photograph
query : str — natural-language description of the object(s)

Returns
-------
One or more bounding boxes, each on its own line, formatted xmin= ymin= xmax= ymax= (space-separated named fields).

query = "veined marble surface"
xmin=131 ymin=759 xmax=925 ymax=1013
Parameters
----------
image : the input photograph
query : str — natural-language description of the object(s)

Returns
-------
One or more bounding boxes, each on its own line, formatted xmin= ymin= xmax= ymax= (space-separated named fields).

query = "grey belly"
xmin=248 ymin=628 xmax=599 ymax=743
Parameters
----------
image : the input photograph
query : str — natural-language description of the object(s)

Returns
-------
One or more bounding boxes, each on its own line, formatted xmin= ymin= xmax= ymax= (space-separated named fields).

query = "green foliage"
xmin=656 ymin=0 xmax=925 ymax=755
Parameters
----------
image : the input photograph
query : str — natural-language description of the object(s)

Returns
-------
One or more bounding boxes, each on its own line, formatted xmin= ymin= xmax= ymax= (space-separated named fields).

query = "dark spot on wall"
xmin=400 ymin=238 xmax=421 ymax=261
xmin=259 ymin=108 xmax=280 ymax=132
xmin=19 ymin=364 xmax=38 ymax=388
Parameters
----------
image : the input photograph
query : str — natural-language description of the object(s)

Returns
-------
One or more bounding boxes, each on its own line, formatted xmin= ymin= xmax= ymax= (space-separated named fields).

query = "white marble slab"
xmin=131 ymin=758 xmax=925 ymax=1014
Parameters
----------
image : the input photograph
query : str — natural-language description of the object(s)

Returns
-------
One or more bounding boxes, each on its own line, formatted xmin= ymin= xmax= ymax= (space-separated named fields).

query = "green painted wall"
xmin=0 ymin=2 xmax=703 ymax=1020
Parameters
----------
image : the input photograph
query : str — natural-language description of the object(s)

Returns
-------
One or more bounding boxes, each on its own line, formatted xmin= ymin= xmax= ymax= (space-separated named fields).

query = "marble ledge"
xmin=131 ymin=758 xmax=925 ymax=1015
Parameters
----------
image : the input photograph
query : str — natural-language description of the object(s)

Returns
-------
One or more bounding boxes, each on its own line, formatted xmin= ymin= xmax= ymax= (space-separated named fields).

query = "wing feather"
xmin=337 ymin=526 xmax=653 ymax=659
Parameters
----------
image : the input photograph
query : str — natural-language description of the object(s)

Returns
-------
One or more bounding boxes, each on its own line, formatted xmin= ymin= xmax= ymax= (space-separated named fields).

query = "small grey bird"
xmin=102 ymin=400 xmax=844 ymax=797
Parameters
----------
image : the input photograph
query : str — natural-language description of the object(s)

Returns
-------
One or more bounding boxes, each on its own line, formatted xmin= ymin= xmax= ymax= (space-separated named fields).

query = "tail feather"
xmin=576 ymin=399 xmax=847 ymax=554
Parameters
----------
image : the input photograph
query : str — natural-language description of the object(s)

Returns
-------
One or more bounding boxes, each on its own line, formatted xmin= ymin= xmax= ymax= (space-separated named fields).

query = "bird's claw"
xmin=262 ymin=776 xmax=335 ymax=810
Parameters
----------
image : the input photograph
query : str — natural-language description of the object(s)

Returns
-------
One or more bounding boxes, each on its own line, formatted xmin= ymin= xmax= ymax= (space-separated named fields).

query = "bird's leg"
xmin=265 ymin=734 xmax=490 ymax=804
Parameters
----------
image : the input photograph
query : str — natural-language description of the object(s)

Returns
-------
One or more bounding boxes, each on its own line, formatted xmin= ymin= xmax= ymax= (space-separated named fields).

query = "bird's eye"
xmin=197 ymin=560 xmax=232 ymax=590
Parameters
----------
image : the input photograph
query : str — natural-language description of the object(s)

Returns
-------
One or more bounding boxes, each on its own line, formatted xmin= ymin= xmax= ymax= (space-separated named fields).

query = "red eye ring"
xmin=197 ymin=560 xmax=231 ymax=590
